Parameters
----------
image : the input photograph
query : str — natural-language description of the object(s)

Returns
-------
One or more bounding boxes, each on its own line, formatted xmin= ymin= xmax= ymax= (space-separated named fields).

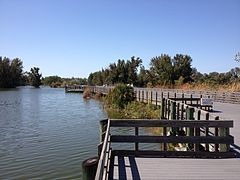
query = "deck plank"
xmin=111 ymin=156 xmax=240 ymax=180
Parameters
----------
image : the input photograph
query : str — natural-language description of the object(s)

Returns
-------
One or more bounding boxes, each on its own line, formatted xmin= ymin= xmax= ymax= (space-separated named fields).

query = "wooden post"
xmin=220 ymin=126 xmax=230 ymax=152
xmin=146 ymin=91 xmax=148 ymax=104
xmin=215 ymin=116 xmax=219 ymax=152
xmin=160 ymin=98 xmax=165 ymax=119
xmin=205 ymin=113 xmax=210 ymax=151
xmin=164 ymin=99 xmax=168 ymax=119
xmin=135 ymin=127 xmax=139 ymax=151
xmin=195 ymin=110 xmax=201 ymax=152
xmin=190 ymin=94 xmax=193 ymax=105
xmin=150 ymin=91 xmax=153 ymax=104
xmin=100 ymin=119 xmax=108 ymax=143
xmin=142 ymin=90 xmax=144 ymax=102
xmin=176 ymin=103 xmax=180 ymax=120
xmin=170 ymin=101 xmax=177 ymax=134
xmin=186 ymin=108 xmax=194 ymax=150
xmin=181 ymin=104 xmax=184 ymax=120
xmin=138 ymin=90 xmax=140 ymax=101
xmin=82 ymin=157 xmax=99 ymax=180
xmin=167 ymin=100 xmax=171 ymax=119
xmin=155 ymin=91 xmax=158 ymax=106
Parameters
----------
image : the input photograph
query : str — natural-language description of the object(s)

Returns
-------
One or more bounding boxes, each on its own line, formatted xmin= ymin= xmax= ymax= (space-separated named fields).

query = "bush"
xmin=106 ymin=84 xmax=135 ymax=109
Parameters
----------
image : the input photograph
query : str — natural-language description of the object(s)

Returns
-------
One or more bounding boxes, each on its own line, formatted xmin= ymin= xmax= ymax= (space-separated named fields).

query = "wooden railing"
xmin=110 ymin=119 xmax=234 ymax=157
xmin=95 ymin=119 xmax=111 ymax=180
xmin=65 ymin=85 xmax=240 ymax=104
xmin=95 ymin=118 xmax=235 ymax=180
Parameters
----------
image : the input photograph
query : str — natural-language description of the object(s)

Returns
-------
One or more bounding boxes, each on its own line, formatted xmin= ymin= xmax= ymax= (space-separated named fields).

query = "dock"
xmin=89 ymin=86 xmax=240 ymax=180
xmin=65 ymin=85 xmax=85 ymax=93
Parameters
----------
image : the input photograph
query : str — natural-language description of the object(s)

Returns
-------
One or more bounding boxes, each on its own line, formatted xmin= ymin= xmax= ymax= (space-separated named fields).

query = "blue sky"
xmin=0 ymin=0 xmax=239 ymax=78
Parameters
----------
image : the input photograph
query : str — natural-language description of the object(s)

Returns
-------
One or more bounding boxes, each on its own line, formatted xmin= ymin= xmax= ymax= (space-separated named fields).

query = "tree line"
xmin=87 ymin=54 xmax=240 ymax=88
xmin=0 ymin=56 xmax=42 ymax=88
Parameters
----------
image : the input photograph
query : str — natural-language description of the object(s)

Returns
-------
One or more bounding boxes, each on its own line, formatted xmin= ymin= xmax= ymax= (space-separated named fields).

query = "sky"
xmin=0 ymin=0 xmax=239 ymax=78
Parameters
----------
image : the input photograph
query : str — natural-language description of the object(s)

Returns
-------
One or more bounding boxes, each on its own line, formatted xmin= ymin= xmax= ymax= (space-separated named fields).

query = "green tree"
xmin=106 ymin=84 xmax=135 ymax=109
xmin=0 ymin=56 xmax=23 ymax=88
xmin=149 ymin=54 xmax=174 ymax=85
xmin=173 ymin=54 xmax=193 ymax=83
xmin=29 ymin=67 xmax=42 ymax=88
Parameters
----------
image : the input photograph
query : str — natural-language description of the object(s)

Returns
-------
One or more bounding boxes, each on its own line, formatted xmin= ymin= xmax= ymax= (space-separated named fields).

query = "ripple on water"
xmin=0 ymin=87 xmax=107 ymax=179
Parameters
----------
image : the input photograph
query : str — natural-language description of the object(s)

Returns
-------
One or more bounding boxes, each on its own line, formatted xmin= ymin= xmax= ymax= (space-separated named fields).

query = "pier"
xmin=71 ymin=85 xmax=240 ymax=179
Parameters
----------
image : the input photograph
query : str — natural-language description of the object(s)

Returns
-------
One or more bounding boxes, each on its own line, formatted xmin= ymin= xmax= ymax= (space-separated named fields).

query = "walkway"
xmin=110 ymin=156 xmax=240 ymax=180
xmin=108 ymin=103 xmax=240 ymax=180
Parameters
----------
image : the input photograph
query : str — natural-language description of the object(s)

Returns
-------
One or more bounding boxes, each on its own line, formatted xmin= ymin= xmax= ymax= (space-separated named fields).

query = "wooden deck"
xmin=84 ymin=86 xmax=240 ymax=180
xmin=110 ymin=156 xmax=240 ymax=180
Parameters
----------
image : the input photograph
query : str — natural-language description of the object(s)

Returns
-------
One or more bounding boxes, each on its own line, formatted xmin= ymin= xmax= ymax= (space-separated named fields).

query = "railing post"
xmin=139 ymin=90 xmax=140 ymax=101
xmin=170 ymin=101 xmax=177 ymax=134
xmin=220 ymin=126 xmax=230 ymax=152
xmin=146 ymin=90 xmax=148 ymax=103
xmin=186 ymin=108 xmax=194 ymax=150
xmin=195 ymin=110 xmax=201 ymax=152
xmin=160 ymin=98 xmax=165 ymax=119
xmin=205 ymin=113 xmax=209 ymax=151
xmin=215 ymin=116 xmax=219 ymax=152
xmin=155 ymin=91 xmax=158 ymax=106
xmin=100 ymin=119 xmax=108 ymax=142
xmin=150 ymin=91 xmax=153 ymax=104
xmin=135 ymin=127 xmax=139 ymax=151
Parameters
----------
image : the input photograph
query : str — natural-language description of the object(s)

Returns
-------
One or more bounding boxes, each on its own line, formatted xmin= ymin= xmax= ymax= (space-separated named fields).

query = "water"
xmin=0 ymin=87 xmax=107 ymax=179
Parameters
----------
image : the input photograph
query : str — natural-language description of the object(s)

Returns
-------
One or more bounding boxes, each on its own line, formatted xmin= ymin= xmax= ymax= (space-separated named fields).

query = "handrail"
xmin=109 ymin=119 xmax=234 ymax=158
xmin=95 ymin=119 xmax=111 ymax=180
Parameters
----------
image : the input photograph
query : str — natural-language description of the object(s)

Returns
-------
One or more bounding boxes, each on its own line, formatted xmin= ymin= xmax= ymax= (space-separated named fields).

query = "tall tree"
xmin=0 ymin=56 xmax=23 ymax=88
xmin=173 ymin=54 xmax=193 ymax=83
xmin=29 ymin=67 xmax=42 ymax=88
xmin=149 ymin=54 xmax=174 ymax=85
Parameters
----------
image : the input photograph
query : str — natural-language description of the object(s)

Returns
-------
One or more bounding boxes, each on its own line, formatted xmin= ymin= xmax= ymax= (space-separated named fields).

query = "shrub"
xmin=106 ymin=84 xmax=135 ymax=109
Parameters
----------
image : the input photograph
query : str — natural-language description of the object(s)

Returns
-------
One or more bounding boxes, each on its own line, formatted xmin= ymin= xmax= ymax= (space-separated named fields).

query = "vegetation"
xmin=88 ymin=54 xmax=240 ymax=91
xmin=88 ymin=56 xmax=142 ymax=86
xmin=0 ymin=56 xmax=24 ymax=88
xmin=104 ymin=84 xmax=160 ymax=119
xmin=105 ymin=84 xmax=135 ymax=109
xmin=28 ymin=67 xmax=42 ymax=88
xmin=42 ymin=76 xmax=87 ymax=87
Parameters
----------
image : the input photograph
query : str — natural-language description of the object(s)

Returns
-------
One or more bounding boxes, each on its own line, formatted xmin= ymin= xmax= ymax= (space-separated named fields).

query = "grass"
xmin=106 ymin=101 xmax=160 ymax=119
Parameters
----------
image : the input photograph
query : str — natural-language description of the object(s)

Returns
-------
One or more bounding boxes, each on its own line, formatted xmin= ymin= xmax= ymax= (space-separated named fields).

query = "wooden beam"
xmin=110 ymin=135 xmax=234 ymax=144
xmin=112 ymin=150 xmax=236 ymax=158
xmin=110 ymin=119 xmax=233 ymax=128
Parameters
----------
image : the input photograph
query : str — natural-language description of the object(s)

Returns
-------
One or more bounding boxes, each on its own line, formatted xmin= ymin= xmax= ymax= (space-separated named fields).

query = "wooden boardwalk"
xmin=213 ymin=102 xmax=240 ymax=154
xmin=67 ymin=85 xmax=240 ymax=179
xmin=111 ymin=156 xmax=240 ymax=180
xmin=106 ymin=101 xmax=240 ymax=180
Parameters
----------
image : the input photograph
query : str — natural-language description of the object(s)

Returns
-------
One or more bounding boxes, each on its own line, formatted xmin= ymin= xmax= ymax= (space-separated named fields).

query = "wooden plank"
xmin=110 ymin=119 xmax=234 ymax=128
xmin=110 ymin=135 xmax=234 ymax=144
xmin=111 ymin=156 xmax=240 ymax=180
xmin=112 ymin=150 xmax=236 ymax=158
xmin=169 ymin=97 xmax=200 ymax=101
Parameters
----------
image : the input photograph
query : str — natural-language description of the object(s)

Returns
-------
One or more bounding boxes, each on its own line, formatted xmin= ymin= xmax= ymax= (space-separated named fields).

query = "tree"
xmin=149 ymin=54 xmax=174 ymax=85
xmin=29 ymin=67 xmax=42 ymax=88
xmin=173 ymin=54 xmax=193 ymax=83
xmin=106 ymin=84 xmax=135 ymax=109
xmin=0 ymin=56 xmax=23 ymax=88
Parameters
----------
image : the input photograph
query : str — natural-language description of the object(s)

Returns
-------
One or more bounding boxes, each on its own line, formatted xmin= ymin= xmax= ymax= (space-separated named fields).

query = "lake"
xmin=0 ymin=87 xmax=107 ymax=179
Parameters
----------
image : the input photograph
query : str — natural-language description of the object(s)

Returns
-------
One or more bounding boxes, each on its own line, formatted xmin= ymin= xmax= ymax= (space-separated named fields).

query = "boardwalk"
xmin=111 ymin=156 xmax=240 ymax=180
xmin=107 ymin=103 xmax=240 ymax=180
xmin=70 ymin=85 xmax=240 ymax=180
xmin=213 ymin=102 xmax=240 ymax=153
